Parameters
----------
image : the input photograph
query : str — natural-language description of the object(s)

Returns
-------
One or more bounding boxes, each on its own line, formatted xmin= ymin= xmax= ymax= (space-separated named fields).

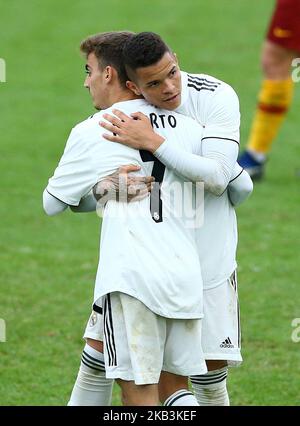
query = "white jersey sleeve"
xmin=178 ymin=72 xmax=240 ymax=144
xmin=43 ymin=189 xmax=68 ymax=216
xmin=228 ymin=166 xmax=253 ymax=206
xmin=154 ymin=135 xmax=238 ymax=195
xmin=70 ymin=191 xmax=97 ymax=213
xmin=201 ymin=83 xmax=240 ymax=143
xmin=46 ymin=125 xmax=99 ymax=206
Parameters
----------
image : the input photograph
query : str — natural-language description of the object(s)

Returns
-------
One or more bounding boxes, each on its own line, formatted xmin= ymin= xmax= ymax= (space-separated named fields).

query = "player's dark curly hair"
xmin=122 ymin=32 xmax=171 ymax=79
xmin=80 ymin=31 xmax=134 ymax=86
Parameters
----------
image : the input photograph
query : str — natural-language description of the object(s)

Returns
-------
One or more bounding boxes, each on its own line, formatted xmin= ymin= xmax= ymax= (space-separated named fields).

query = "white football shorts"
xmin=83 ymin=271 xmax=242 ymax=368
xmin=83 ymin=303 xmax=104 ymax=342
xmin=202 ymin=271 xmax=242 ymax=366
xmin=94 ymin=292 xmax=207 ymax=385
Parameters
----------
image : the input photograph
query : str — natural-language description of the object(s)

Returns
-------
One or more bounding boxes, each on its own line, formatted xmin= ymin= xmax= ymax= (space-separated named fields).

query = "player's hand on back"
xmin=99 ymin=109 xmax=164 ymax=153
xmin=93 ymin=164 xmax=154 ymax=204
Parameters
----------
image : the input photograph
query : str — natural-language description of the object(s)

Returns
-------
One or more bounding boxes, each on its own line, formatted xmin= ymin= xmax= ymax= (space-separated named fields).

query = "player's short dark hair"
xmin=80 ymin=31 xmax=134 ymax=86
xmin=122 ymin=32 xmax=171 ymax=79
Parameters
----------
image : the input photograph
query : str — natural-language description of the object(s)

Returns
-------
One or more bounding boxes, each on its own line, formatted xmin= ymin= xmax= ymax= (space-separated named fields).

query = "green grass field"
xmin=1 ymin=0 xmax=299 ymax=406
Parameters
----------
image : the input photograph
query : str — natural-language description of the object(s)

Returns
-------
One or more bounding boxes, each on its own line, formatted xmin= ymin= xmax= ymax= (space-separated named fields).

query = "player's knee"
xmin=118 ymin=380 xmax=159 ymax=406
xmin=261 ymin=41 xmax=295 ymax=79
xmin=120 ymin=389 xmax=148 ymax=406
xmin=86 ymin=338 xmax=103 ymax=353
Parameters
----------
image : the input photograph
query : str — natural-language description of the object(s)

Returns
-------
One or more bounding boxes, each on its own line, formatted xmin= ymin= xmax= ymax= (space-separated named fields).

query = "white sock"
xmin=190 ymin=367 xmax=230 ymax=406
xmin=68 ymin=343 xmax=113 ymax=406
xmin=164 ymin=389 xmax=199 ymax=406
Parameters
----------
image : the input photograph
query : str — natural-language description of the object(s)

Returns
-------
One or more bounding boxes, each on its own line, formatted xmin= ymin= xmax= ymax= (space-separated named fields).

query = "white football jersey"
xmin=176 ymin=71 xmax=240 ymax=288
xmin=47 ymin=99 xmax=204 ymax=319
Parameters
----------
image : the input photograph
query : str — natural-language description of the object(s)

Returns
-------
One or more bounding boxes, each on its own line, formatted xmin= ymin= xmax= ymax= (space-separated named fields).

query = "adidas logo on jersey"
xmin=220 ymin=337 xmax=234 ymax=348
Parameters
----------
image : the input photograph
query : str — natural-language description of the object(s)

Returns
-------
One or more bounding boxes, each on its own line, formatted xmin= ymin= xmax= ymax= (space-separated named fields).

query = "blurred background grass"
xmin=0 ymin=0 xmax=299 ymax=405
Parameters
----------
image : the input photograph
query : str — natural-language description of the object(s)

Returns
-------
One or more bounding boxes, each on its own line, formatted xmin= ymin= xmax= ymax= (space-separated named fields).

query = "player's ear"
xmin=104 ymin=66 xmax=113 ymax=83
xmin=126 ymin=80 xmax=141 ymax=96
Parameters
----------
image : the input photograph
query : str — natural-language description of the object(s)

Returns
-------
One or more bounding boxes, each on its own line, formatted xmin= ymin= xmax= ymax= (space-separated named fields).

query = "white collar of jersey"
xmin=177 ymin=71 xmax=189 ymax=109
xmin=111 ymin=98 xmax=149 ymax=110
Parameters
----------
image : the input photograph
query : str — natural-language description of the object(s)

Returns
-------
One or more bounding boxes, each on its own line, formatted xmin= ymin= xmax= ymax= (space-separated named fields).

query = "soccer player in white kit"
xmin=95 ymin=32 xmax=253 ymax=406
xmin=42 ymin=31 xmax=237 ymax=406
xmin=64 ymin=33 xmax=253 ymax=406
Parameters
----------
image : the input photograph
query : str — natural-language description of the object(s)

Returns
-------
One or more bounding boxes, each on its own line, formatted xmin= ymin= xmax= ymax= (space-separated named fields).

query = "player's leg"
xmin=159 ymin=317 xmax=207 ymax=406
xmin=117 ymin=380 xmax=159 ymax=406
xmin=239 ymin=0 xmax=300 ymax=179
xmin=102 ymin=292 xmax=166 ymax=406
xmin=190 ymin=272 xmax=242 ymax=406
xmin=159 ymin=372 xmax=199 ymax=406
xmin=239 ymin=41 xmax=295 ymax=179
xmin=190 ymin=360 xmax=229 ymax=406
xmin=261 ymin=40 xmax=297 ymax=80
xmin=103 ymin=292 xmax=205 ymax=406
xmin=68 ymin=309 xmax=114 ymax=406
xmin=118 ymin=373 xmax=197 ymax=406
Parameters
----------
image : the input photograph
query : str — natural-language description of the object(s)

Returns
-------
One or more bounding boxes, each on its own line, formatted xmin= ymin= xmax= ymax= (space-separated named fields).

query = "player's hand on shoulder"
xmin=99 ymin=109 xmax=164 ymax=152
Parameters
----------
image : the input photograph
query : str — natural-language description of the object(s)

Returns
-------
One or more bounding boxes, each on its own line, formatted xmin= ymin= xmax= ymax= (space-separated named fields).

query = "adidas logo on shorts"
xmin=220 ymin=337 xmax=234 ymax=348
